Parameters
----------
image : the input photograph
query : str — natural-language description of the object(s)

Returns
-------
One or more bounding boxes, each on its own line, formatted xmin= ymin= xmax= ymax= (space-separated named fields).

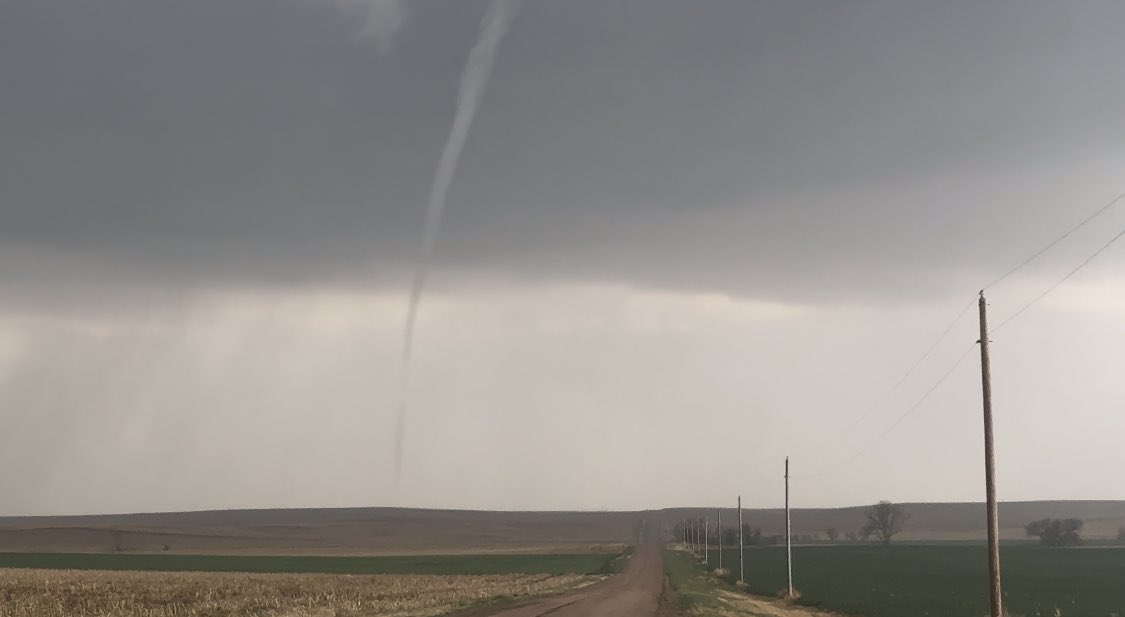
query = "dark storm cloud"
xmin=3 ymin=0 xmax=1124 ymax=303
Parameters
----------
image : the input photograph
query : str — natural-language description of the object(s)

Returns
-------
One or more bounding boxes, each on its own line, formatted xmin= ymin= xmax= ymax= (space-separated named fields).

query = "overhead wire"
xmin=792 ymin=295 xmax=976 ymax=457
xmin=990 ymin=226 xmax=1125 ymax=334
xmin=981 ymin=190 xmax=1125 ymax=291
xmin=782 ymin=189 xmax=1125 ymax=478
xmin=795 ymin=342 xmax=978 ymax=479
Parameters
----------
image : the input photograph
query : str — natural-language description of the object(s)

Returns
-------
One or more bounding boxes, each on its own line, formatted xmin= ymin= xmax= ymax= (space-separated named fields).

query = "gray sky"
xmin=2 ymin=0 xmax=1124 ymax=516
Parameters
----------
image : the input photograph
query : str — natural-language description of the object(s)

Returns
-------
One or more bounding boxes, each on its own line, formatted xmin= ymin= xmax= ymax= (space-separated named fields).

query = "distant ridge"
xmin=1 ymin=501 xmax=1122 ymax=555
xmin=0 ymin=507 xmax=638 ymax=528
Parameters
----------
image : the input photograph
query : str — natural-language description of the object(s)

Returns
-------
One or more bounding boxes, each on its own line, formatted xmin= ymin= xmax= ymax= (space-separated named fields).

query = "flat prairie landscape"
xmin=4 ymin=504 xmax=1125 ymax=616
xmin=4 ymin=502 xmax=1123 ymax=558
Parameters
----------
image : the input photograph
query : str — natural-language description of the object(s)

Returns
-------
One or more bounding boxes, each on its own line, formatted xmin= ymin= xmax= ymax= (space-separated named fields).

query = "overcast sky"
xmin=2 ymin=0 xmax=1124 ymax=516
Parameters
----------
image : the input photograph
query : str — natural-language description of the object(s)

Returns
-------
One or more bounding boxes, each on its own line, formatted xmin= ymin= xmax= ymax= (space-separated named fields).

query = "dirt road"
xmin=459 ymin=543 xmax=673 ymax=617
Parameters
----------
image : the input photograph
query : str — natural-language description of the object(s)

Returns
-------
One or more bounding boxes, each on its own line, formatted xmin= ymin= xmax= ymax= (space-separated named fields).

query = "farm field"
xmin=0 ymin=508 xmax=640 ymax=556
xmin=0 ymin=551 xmax=618 ymax=575
xmin=705 ymin=544 xmax=1125 ymax=617
xmin=0 ymin=568 xmax=597 ymax=617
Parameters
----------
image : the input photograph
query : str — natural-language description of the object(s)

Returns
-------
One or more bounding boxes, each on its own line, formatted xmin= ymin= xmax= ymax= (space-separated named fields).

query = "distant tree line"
xmin=719 ymin=524 xmax=769 ymax=546
xmin=1026 ymin=518 xmax=1084 ymax=547
xmin=680 ymin=501 xmax=913 ymax=547
xmin=683 ymin=507 xmax=1106 ymax=549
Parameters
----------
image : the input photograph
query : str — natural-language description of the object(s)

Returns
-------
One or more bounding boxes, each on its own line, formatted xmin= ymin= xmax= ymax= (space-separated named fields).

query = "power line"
xmin=796 ymin=343 xmax=978 ymax=479
xmin=793 ymin=295 xmax=976 ymax=457
xmin=990 ymin=226 xmax=1125 ymax=334
xmin=785 ymin=189 xmax=1125 ymax=475
xmin=982 ymin=190 xmax=1125 ymax=291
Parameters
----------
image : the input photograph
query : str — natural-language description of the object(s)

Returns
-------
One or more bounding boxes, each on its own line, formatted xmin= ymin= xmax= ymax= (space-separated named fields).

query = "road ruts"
xmin=460 ymin=543 xmax=672 ymax=617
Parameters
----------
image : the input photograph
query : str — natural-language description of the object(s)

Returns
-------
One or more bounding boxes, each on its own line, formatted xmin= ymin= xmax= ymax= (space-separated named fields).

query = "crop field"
xmin=0 ymin=552 xmax=616 ymax=576
xmin=0 ymin=568 xmax=597 ymax=617
xmin=705 ymin=545 xmax=1125 ymax=617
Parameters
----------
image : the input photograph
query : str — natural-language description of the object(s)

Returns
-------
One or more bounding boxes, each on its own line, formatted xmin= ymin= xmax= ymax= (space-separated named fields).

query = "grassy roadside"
xmin=608 ymin=544 xmax=636 ymax=573
xmin=663 ymin=548 xmax=739 ymax=616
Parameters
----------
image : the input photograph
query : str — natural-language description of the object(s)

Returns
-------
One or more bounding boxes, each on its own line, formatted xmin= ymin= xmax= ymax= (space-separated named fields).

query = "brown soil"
xmin=656 ymin=570 xmax=681 ymax=617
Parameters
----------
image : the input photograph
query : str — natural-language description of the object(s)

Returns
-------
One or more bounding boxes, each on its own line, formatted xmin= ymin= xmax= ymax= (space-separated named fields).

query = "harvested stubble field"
xmin=0 ymin=568 xmax=597 ymax=617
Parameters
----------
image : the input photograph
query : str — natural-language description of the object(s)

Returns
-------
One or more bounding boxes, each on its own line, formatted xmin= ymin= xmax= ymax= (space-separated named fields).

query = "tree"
xmin=1025 ymin=518 xmax=1084 ymax=547
xmin=735 ymin=523 xmax=763 ymax=546
xmin=1117 ymin=527 xmax=1125 ymax=543
xmin=861 ymin=501 xmax=909 ymax=545
xmin=722 ymin=528 xmax=739 ymax=547
xmin=826 ymin=527 xmax=839 ymax=542
xmin=845 ymin=531 xmax=858 ymax=542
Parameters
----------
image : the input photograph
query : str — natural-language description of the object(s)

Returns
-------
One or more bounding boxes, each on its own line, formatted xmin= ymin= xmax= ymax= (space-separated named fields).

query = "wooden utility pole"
xmin=717 ymin=509 xmax=723 ymax=572
xmin=978 ymin=291 xmax=1003 ymax=617
xmin=738 ymin=495 xmax=744 ymax=584
xmin=693 ymin=515 xmax=702 ymax=558
xmin=704 ymin=516 xmax=710 ymax=565
xmin=785 ymin=457 xmax=793 ymax=599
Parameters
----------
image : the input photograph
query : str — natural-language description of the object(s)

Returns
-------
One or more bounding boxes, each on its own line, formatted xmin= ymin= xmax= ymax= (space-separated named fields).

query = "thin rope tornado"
xmin=394 ymin=0 xmax=523 ymax=483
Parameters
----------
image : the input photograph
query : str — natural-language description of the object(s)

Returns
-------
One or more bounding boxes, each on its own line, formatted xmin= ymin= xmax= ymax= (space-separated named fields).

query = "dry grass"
xmin=776 ymin=588 xmax=801 ymax=601
xmin=713 ymin=590 xmax=838 ymax=617
xmin=0 ymin=568 xmax=597 ymax=617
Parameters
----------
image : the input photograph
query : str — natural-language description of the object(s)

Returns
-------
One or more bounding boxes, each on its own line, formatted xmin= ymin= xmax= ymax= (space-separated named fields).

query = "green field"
xmin=705 ymin=545 xmax=1125 ymax=617
xmin=0 ymin=552 xmax=616 ymax=576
